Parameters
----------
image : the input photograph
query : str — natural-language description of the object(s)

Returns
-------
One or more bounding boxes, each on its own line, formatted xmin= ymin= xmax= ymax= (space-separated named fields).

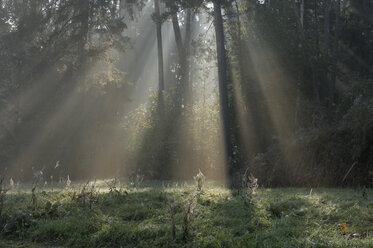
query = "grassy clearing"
xmin=1 ymin=181 xmax=373 ymax=247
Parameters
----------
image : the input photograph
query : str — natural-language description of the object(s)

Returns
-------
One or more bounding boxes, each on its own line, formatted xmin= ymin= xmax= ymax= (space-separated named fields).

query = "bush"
xmin=247 ymin=96 xmax=373 ymax=187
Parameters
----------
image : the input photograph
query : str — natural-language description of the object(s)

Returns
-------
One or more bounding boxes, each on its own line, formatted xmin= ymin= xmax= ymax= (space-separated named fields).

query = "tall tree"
xmin=300 ymin=0 xmax=304 ymax=28
xmin=323 ymin=0 xmax=332 ymax=57
xmin=292 ymin=0 xmax=320 ymax=103
xmin=154 ymin=0 xmax=165 ymax=94
xmin=169 ymin=6 xmax=193 ymax=104
xmin=213 ymin=0 xmax=233 ymax=181
xmin=226 ymin=1 xmax=271 ymax=159
xmin=330 ymin=0 xmax=340 ymax=117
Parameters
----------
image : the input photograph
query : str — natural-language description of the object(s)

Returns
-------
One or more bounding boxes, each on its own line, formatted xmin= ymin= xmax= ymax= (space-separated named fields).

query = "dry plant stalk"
xmin=0 ymin=176 xmax=10 ymax=216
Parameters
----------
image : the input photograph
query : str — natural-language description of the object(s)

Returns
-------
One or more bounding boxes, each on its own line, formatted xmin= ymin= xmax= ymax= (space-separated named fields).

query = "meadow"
xmin=0 ymin=179 xmax=372 ymax=247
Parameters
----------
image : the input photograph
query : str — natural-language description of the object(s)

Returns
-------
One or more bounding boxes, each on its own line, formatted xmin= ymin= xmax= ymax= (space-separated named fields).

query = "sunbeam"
xmin=0 ymin=0 xmax=373 ymax=246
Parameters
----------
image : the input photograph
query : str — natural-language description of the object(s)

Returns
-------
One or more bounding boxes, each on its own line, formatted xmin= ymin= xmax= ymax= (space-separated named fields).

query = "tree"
xmin=291 ymin=0 xmax=321 ymax=104
xmin=0 ymin=0 xmax=144 ymax=178
xmin=164 ymin=1 xmax=194 ymax=104
xmin=213 ymin=0 xmax=234 ymax=182
xmin=330 ymin=0 xmax=340 ymax=118
xmin=154 ymin=0 xmax=165 ymax=95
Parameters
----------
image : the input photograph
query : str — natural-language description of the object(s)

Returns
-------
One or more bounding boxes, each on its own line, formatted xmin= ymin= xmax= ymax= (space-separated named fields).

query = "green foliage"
xmin=245 ymin=93 xmax=373 ymax=187
xmin=123 ymin=88 xmax=222 ymax=180
xmin=224 ymin=0 xmax=373 ymax=186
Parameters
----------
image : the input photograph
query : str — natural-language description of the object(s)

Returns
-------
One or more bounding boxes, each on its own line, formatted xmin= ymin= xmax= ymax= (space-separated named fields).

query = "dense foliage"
xmin=225 ymin=0 xmax=373 ymax=186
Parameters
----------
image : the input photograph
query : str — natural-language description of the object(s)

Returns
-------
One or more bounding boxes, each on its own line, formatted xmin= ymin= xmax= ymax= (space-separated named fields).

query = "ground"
xmin=0 ymin=180 xmax=373 ymax=247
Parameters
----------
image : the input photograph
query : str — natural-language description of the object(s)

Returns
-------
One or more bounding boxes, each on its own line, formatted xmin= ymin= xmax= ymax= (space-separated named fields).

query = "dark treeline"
xmin=0 ymin=0 xmax=372 ymax=187
xmin=228 ymin=0 xmax=373 ymax=187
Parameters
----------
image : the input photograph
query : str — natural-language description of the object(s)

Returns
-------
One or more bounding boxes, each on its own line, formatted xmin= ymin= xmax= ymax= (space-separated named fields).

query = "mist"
xmin=1 ymin=0 xmax=373 ymax=246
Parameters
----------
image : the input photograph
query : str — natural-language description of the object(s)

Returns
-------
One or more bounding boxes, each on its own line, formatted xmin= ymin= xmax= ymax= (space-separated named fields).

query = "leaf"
xmin=340 ymin=222 xmax=349 ymax=234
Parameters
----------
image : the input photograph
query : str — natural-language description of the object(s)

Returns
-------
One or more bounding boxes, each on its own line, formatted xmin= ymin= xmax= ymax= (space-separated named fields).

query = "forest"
xmin=0 ymin=0 xmax=372 ymax=247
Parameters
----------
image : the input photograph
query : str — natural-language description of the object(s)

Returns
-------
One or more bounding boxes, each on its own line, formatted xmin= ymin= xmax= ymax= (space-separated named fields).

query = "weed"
xmin=182 ymin=191 xmax=200 ymax=240
xmin=0 ymin=176 xmax=9 ymax=216
xmin=129 ymin=169 xmax=144 ymax=188
xmin=241 ymin=169 xmax=258 ymax=206
xmin=194 ymin=169 xmax=205 ymax=193
xmin=72 ymin=180 xmax=98 ymax=209
xmin=106 ymin=178 xmax=120 ymax=195
xmin=30 ymin=186 xmax=37 ymax=209
xmin=9 ymin=178 xmax=14 ymax=189
xmin=66 ymin=175 xmax=71 ymax=188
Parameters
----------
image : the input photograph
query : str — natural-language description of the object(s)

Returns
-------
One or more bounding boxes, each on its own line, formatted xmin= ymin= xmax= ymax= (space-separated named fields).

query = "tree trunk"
xmin=154 ymin=0 xmax=164 ymax=93
xmin=291 ymin=0 xmax=303 ymax=31
xmin=300 ymin=0 xmax=304 ymax=28
xmin=323 ymin=0 xmax=332 ymax=107
xmin=172 ymin=12 xmax=191 ymax=104
xmin=184 ymin=9 xmax=193 ymax=101
xmin=291 ymin=0 xmax=321 ymax=104
xmin=314 ymin=0 xmax=319 ymax=45
xmin=184 ymin=9 xmax=192 ymax=58
xmin=323 ymin=0 xmax=331 ymax=57
xmin=172 ymin=13 xmax=185 ymax=93
xmin=231 ymin=1 xmax=268 ymax=154
xmin=330 ymin=0 xmax=340 ymax=117
xmin=171 ymin=13 xmax=184 ymax=61
xmin=213 ymin=1 xmax=233 ymax=181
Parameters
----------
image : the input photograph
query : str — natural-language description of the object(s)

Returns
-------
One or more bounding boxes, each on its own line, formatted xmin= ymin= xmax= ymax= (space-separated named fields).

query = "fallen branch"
xmin=342 ymin=162 xmax=357 ymax=182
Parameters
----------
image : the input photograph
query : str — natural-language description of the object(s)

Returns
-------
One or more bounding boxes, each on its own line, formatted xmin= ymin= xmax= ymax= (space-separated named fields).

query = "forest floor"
xmin=0 ymin=180 xmax=373 ymax=248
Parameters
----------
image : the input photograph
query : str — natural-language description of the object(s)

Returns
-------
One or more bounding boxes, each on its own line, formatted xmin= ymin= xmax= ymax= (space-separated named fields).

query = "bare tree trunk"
xmin=184 ymin=9 xmax=193 ymax=101
xmin=233 ymin=1 xmax=246 ymax=86
xmin=330 ymin=0 xmax=340 ymax=117
xmin=300 ymin=0 xmax=304 ymax=28
xmin=154 ymin=0 xmax=164 ymax=93
xmin=172 ymin=13 xmax=186 ymax=94
xmin=322 ymin=0 xmax=332 ymax=109
xmin=213 ymin=1 xmax=233 ymax=182
xmin=314 ymin=0 xmax=319 ymax=45
xmin=171 ymin=11 xmax=191 ymax=104
xmin=172 ymin=14 xmax=184 ymax=61
xmin=291 ymin=0 xmax=303 ymax=30
xmin=184 ymin=9 xmax=192 ymax=58
xmin=323 ymin=0 xmax=332 ymax=57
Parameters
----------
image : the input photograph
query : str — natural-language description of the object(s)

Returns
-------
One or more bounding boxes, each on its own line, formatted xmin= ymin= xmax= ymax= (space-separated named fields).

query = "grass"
xmin=1 ymin=180 xmax=373 ymax=247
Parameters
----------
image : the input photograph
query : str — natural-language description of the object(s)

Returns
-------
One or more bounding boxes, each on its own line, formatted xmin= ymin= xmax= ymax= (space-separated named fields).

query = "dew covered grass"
xmin=1 ymin=180 xmax=373 ymax=247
